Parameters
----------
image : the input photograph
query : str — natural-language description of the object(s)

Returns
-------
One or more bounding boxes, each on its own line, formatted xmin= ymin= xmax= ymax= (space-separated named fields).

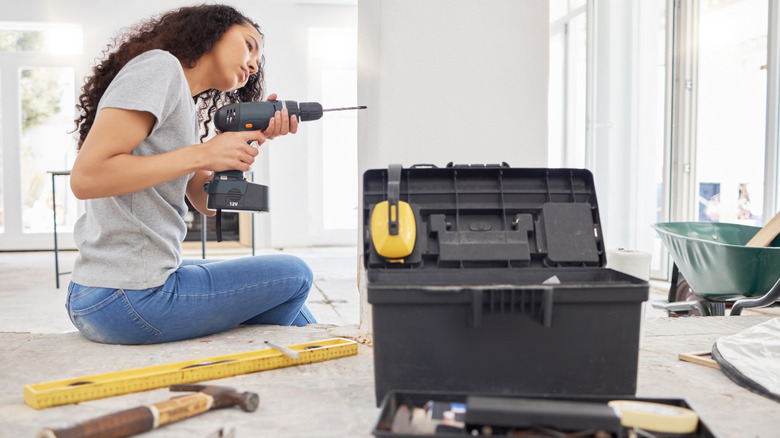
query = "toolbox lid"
xmin=363 ymin=164 xmax=605 ymax=271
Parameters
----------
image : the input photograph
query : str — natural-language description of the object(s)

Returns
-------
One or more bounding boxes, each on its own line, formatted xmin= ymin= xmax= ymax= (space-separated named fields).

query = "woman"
xmin=67 ymin=4 xmax=316 ymax=345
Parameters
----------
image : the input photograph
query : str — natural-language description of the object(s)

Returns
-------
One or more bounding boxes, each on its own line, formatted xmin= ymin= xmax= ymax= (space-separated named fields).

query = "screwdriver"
xmin=214 ymin=100 xmax=367 ymax=132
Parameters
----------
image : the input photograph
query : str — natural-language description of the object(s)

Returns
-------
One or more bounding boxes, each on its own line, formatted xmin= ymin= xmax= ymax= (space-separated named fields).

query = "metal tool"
xmin=213 ymin=101 xmax=367 ymax=133
xmin=204 ymin=100 xmax=367 ymax=241
xmin=206 ymin=427 xmax=236 ymax=438
xmin=322 ymin=105 xmax=368 ymax=113
xmin=264 ymin=340 xmax=299 ymax=359
xmin=37 ymin=385 xmax=258 ymax=438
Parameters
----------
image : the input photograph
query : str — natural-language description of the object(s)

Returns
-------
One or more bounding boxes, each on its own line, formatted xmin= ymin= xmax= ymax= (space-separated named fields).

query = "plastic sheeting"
xmin=712 ymin=318 xmax=780 ymax=403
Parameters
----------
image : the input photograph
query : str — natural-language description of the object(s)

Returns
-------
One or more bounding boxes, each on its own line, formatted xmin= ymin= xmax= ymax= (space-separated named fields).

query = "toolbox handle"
xmin=445 ymin=162 xmax=511 ymax=168
xmin=467 ymin=287 xmax=554 ymax=329
xmin=387 ymin=164 xmax=402 ymax=235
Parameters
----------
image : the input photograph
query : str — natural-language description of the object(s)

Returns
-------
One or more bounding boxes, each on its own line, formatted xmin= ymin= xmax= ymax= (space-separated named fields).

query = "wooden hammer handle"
xmin=38 ymin=393 xmax=214 ymax=438
xmin=37 ymin=406 xmax=154 ymax=438
xmin=152 ymin=392 xmax=213 ymax=424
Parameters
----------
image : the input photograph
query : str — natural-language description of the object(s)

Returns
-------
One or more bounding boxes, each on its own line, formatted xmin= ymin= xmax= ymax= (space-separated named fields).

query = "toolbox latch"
xmin=387 ymin=164 xmax=401 ymax=235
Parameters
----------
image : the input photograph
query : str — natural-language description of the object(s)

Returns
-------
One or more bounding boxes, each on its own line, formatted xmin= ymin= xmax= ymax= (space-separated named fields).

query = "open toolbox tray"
xmin=372 ymin=391 xmax=717 ymax=438
xmin=363 ymin=164 xmax=609 ymax=271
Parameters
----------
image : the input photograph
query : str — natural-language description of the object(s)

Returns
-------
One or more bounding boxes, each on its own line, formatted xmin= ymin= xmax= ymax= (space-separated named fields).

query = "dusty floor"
xmin=2 ymin=247 xmax=779 ymax=437
xmin=1 ymin=247 xmax=375 ymax=438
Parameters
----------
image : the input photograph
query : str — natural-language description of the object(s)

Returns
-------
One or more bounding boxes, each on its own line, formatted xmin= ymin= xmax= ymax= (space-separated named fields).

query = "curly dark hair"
xmin=73 ymin=4 xmax=265 ymax=148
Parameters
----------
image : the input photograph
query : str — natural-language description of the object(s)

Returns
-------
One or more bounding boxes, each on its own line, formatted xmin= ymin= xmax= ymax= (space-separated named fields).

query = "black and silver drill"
xmin=203 ymin=100 xmax=366 ymax=240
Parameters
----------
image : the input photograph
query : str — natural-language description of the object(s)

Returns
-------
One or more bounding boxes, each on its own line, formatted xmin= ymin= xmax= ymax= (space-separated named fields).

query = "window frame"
xmin=669 ymin=0 xmax=780 ymax=225
xmin=550 ymin=0 xmax=780 ymax=281
xmin=0 ymin=33 xmax=84 ymax=250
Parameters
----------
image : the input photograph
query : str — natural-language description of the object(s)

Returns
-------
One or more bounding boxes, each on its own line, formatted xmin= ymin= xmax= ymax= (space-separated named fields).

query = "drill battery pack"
xmin=204 ymin=170 xmax=269 ymax=212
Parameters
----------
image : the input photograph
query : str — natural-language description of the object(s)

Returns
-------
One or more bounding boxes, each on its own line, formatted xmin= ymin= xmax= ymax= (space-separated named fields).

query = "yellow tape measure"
xmin=608 ymin=400 xmax=699 ymax=434
xmin=24 ymin=338 xmax=358 ymax=410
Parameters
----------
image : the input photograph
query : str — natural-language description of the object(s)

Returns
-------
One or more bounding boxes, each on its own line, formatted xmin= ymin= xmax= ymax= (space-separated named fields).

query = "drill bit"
xmin=323 ymin=106 xmax=368 ymax=112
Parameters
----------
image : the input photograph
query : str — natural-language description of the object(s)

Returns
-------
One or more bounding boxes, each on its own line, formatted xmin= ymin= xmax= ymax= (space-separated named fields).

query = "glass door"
xmin=694 ymin=0 xmax=768 ymax=225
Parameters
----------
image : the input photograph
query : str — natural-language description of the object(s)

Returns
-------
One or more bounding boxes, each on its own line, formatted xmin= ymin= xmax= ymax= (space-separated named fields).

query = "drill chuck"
xmin=298 ymin=102 xmax=325 ymax=121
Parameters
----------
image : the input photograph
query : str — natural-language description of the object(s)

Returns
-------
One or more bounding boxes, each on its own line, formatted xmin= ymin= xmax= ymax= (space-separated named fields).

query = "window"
xmin=20 ymin=67 xmax=78 ymax=233
xmin=308 ymin=28 xmax=358 ymax=237
xmin=634 ymin=1 xmax=669 ymax=276
xmin=0 ymin=73 xmax=3 ymax=233
xmin=548 ymin=0 xmax=588 ymax=168
xmin=694 ymin=0 xmax=768 ymax=225
xmin=0 ymin=22 xmax=82 ymax=249
xmin=0 ymin=23 xmax=82 ymax=54
xmin=549 ymin=1 xmax=669 ymax=277
xmin=321 ymin=68 xmax=358 ymax=230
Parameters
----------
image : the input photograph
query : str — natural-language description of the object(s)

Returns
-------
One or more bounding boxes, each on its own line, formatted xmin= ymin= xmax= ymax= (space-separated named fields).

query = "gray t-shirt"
xmin=71 ymin=50 xmax=199 ymax=289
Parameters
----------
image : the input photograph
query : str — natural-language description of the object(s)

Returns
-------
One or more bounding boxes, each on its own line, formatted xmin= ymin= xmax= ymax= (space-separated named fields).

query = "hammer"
xmin=37 ymin=384 xmax=259 ymax=438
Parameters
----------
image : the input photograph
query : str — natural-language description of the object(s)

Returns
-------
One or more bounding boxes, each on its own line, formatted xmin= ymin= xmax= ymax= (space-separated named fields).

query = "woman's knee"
xmin=276 ymin=254 xmax=313 ymax=288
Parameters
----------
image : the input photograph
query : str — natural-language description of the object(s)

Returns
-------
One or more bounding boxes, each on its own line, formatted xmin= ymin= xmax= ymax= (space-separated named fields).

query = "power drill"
xmin=204 ymin=100 xmax=365 ymax=240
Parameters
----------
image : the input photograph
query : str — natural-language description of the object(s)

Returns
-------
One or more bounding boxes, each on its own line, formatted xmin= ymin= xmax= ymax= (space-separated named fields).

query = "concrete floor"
xmin=0 ymin=247 xmax=376 ymax=438
xmin=2 ymin=247 xmax=777 ymax=437
xmin=1 ymin=246 xmax=363 ymax=333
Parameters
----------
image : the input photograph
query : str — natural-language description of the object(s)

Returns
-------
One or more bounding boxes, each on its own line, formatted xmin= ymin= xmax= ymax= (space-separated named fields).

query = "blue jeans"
xmin=66 ymin=255 xmax=316 ymax=344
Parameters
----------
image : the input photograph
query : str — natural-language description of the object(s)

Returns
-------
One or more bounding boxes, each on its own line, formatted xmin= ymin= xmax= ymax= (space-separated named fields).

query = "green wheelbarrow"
xmin=651 ymin=222 xmax=780 ymax=316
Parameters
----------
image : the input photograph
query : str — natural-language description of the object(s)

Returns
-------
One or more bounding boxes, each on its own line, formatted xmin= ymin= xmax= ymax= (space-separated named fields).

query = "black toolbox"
xmin=363 ymin=164 xmax=649 ymax=406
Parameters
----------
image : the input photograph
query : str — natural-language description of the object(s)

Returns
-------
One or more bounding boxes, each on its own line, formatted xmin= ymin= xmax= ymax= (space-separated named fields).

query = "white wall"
xmin=355 ymin=0 xmax=549 ymax=332
xmin=357 ymin=0 xmax=549 ymax=171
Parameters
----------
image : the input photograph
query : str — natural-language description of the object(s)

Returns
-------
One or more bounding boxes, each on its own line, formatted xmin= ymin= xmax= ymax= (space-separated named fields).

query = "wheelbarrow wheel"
xmin=706 ymin=301 xmax=726 ymax=316
xmin=666 ymin=264 xmax=728 ymax=316
xmin=668 ymin=264 xmax=700 ymax=316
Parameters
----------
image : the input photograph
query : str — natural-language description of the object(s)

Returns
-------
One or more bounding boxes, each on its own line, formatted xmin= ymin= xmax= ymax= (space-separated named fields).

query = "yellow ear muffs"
xmin=371 ymin=200 xmax=416 ymax=259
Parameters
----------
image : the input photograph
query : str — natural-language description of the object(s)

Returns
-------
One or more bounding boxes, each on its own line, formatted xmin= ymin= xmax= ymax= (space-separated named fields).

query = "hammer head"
xmin=170 ymin=384 xmax=260 ymax=412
